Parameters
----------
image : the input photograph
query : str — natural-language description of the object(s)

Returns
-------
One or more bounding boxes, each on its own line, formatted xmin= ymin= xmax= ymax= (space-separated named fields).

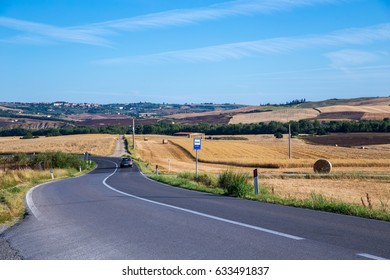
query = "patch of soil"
xmin=169 ymin=113 xmax=232 ymax=124
xmin=78 ymin=118 xmax=159 ymax=127
xmin=304 ymin=133 xmax=390 ymax=147
xmin=316 ymin=111 xmax=365 ymax=120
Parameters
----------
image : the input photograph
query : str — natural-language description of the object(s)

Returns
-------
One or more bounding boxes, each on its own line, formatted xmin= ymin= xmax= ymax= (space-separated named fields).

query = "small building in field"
xmin=173 ymin=132 xmax=205 ymax=139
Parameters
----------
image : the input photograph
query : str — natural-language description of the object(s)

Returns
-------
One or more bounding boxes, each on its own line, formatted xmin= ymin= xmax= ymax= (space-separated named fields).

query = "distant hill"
xmin=1 ymin=97 xmax=389 ymax=129
xmin=161 ymin=97 xmax=390 ymax=125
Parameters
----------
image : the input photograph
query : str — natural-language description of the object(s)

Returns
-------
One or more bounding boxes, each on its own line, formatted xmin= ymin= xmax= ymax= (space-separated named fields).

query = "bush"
xmin=274 ymin=132 xmax=283 ymax=139
xmin=30 ymin=151 xmax=88 ymax=170
xmin=178 ymin=172 xmax=218 ymax=188
xmin=218 ymin=170 xmax=252 ymax=197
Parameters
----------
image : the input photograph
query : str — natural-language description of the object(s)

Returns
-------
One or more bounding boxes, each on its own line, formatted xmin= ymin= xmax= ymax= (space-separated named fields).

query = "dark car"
xmin=120 ymin=157 xmax=133 ymax=168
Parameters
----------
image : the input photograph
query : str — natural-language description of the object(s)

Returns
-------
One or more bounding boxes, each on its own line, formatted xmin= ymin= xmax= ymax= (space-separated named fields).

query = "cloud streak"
xmin=0 ymin=0 xmax=342 ymax=46
xmin=96 ymin=23 xmax=390 ymax=64
xmin=89 ymin=0 xmax=341 ymax=31
xmin=0 ymin=16 xmax=111 ymax=46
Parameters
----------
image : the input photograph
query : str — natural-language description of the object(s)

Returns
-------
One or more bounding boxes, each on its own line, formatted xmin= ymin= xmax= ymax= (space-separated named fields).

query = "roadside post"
xmin=156 ymin=165 xmax=159 ymax=176
xmin=168 ymin=159 xmax=171 ymax=175
xmin=193 ymin=138 xmax=202 ymax=178
xmin=253 ymin=168 xmax=259 ymax=195
xmin=50 ymin=167 xmax=54 ymax=180
xmin=288 ymin=123 xmax=292 ymax=159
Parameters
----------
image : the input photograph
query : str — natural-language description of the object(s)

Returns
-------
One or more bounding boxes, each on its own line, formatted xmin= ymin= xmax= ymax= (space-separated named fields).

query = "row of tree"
xmin=1 ymin=119 xmax=389 ymax=138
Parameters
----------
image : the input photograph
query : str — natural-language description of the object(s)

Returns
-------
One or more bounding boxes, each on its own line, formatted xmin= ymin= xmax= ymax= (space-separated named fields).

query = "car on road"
xmin=120 ymin=157 xmax=133 ymax=168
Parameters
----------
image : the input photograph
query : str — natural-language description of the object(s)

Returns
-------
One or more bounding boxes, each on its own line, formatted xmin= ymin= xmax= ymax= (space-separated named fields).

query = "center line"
xmin=102 ymin=160 xmax=304 ymax=241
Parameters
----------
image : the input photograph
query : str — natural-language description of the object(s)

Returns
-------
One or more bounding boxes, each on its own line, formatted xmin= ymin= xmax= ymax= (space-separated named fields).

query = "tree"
xmin=274 ymin=132 xmax=283 ymax=139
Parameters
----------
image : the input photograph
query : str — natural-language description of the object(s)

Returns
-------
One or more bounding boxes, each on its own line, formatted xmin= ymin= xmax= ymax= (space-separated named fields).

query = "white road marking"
xmin=26 ymin=182 xmax=53 ymax=221
xmin=102 ymin=161 xmax=304 ymax=241
xmin=357 ymin=253 xmax=388 ymax=260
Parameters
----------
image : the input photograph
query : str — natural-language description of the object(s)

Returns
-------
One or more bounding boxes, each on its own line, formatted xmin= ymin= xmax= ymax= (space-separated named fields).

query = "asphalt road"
xmin=1 ymin=157 xmax=389 ymax=260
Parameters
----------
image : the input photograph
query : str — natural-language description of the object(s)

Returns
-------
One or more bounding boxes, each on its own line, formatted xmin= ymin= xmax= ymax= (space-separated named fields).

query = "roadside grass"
xmin=141 ymin=166 xmax=390 ymax=222
xmin=0 ymin=163 xmax=95 ymax=225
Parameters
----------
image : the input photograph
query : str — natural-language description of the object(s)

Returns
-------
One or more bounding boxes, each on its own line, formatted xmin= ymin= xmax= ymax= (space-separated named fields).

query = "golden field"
xmin=133 ymin=134 xmax=390 ymax=173
xmin=132 ymin=134 xmax=390 ymax=212
xmin=229 ymin=108 xmax=319 ymax=124
xmin=0 ymin=134 xmax=118 ymax=156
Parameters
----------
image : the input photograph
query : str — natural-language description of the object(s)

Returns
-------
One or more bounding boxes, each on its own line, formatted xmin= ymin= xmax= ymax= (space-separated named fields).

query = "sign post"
xmin=253 ymin=168 xmax=259 ymax=195
xmin=193 ymin=138 xmax=202 ymax=178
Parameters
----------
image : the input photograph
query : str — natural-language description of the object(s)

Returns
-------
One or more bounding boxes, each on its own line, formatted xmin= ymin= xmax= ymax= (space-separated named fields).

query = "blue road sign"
xmin=193 ymin=138 xmax=202 ymax=150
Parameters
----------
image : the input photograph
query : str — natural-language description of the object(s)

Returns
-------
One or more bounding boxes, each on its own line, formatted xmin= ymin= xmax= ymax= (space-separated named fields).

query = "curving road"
xmin=1 ymin=157 xmax=390 ymax=260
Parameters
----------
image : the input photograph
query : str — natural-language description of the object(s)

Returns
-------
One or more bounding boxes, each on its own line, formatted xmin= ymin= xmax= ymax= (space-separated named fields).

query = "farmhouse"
xmin=173 ymin=132 xmax=205 ymax=138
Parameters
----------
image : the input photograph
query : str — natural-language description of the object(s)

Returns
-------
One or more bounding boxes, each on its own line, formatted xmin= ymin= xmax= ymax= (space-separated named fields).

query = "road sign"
xmin=193 ymin=138 xmax=202 ymax=150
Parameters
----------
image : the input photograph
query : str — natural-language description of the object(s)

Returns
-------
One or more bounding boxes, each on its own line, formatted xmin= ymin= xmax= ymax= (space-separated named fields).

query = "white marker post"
xmin=253 ymin=168 xmax=259 ymax=195
xmin=168 ymin=159 xmax=171 ymax=175
xmin=193 ymin=138 xmax=202 ymax=178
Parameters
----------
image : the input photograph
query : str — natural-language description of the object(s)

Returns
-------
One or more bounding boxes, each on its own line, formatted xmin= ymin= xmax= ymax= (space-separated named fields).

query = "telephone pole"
xmin=132 ymin=118 xmax=136 ymax=150
xmin=288 ymin=123 xmax=292 ymax=159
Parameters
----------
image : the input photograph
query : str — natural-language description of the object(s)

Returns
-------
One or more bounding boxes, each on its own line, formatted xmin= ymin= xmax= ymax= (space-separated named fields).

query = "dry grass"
xmin=0 ymin=169 xmax=71 ymax=224
xmin=229 ymin=108 xmax=319 ymax=124
xmin=263 ymin=177 xmax=390 ymax=212
xmin=0 ymin=134 xmax=118 ymax=156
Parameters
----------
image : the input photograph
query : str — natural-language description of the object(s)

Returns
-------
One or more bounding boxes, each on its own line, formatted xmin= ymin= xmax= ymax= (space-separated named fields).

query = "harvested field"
xmin=229 ymin=108 xmax=319 ymax=124
xmin=134 ymin=134 xmax=390 ymax=173
xmin=0 ymin=134 xmax=118 ymax=156
xmin=134 ymin=134 xmax=390 ymax=213
xmin=319 ymin=105 xmax=390 ymax=114
xmin=168 ymin=135 xmax=390 ymax=170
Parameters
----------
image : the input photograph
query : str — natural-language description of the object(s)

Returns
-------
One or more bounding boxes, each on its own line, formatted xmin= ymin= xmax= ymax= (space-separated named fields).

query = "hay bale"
xmin=162 ymin=139 xmax=168 ymax=144
xmin=313 ymin=159 xmax=332 ymax=174
xmin=144 ymin=137 xmax=148 ymax=141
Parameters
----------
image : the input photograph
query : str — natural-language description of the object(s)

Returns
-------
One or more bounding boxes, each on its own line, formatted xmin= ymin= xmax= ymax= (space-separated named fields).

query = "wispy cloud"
xmin=89 ymin=0 xmax=341 ymax=31
xmin=325 ymin=49 xmax=382 ymax=69
xmin=96 ymin=23 xmax=390 ymax=64
xmin=0 ymin=16 xmax=111 ymax=46
xmin=0 ymin=0 xmax=342 ymax=46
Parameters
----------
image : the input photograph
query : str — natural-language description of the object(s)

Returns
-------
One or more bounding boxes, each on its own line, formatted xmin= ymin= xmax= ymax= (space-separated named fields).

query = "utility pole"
xmin=132 ymin=118 xmax=136 ymax=150
xmin=288 ymin=123 xmax=292 ymax=159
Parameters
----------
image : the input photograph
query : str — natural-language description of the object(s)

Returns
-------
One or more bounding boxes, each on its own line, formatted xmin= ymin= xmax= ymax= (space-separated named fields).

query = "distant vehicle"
xmin=120 ymin=157 xmax=133 ymax=168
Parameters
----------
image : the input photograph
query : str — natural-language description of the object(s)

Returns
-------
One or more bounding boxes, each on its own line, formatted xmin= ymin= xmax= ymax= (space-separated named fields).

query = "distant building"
xmin=173 ymin=132 xmax=205 ymax=138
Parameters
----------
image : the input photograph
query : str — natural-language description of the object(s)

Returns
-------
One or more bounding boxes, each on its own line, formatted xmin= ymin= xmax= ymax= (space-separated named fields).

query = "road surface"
xmin=1 ymin=156 xmax=389 ymax=259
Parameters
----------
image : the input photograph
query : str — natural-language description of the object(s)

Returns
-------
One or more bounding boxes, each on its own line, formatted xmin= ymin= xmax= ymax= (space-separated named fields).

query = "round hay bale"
xmin=162 ymin=139 xmax=168 ymax=144
xmin=313 ymin=159 xmax=332 ymax=174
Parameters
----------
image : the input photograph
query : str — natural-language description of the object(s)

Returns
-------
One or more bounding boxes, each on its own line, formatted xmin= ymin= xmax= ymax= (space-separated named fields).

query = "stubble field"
xmin=0 ymin=134 xmax=118 ymax=156
xmin=133 ymin=134 xmax=390 ymax=212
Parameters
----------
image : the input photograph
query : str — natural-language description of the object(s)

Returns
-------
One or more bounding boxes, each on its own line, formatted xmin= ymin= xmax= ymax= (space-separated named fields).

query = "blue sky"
xmin=1 ymin=0 xmax=390 ymax=105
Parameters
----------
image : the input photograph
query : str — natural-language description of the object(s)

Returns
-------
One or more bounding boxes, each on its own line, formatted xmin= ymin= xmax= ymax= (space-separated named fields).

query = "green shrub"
xmin=178 ymin=172 xmax=218 ymax=188
xmin=30 ymin=151 xmax=88 ymax=170
xmin=274 ymin=132 xmax=283 ymax=139
xmin=218 ymin=170 xmax=252 ymax=197
xmin=197 ymin=173 xmax=218 ymax=188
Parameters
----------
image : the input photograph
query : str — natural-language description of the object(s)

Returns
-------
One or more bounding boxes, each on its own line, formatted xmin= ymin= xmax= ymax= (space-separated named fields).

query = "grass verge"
xmin=0 ymin=163 xmax=96 ymax=226
xmin=143 ymin=168 xmax=390 ymax=222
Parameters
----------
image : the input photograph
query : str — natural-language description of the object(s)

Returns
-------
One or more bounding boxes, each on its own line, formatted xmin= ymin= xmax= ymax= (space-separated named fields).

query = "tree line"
xmin=0 ymin=119 xmax=389 ymax=138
